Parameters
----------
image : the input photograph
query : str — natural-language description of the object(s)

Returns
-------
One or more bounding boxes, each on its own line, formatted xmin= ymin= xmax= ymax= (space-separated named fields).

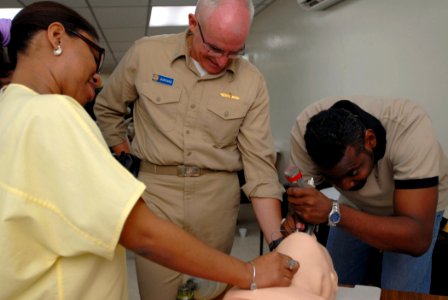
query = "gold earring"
xmin=53 ymin=45 xmax=62 ymax=56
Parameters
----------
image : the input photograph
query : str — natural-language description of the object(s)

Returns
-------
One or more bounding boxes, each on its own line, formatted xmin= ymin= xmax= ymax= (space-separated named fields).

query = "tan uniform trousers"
xmin=135 ymin=168 xmax=241 ymax=300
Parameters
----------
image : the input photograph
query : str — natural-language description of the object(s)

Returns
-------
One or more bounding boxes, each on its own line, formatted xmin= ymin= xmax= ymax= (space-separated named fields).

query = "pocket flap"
xmin=141 ymin=80 xmax=181 ymax=105
xmin=207 ymin=98 xmax=247 ymax=120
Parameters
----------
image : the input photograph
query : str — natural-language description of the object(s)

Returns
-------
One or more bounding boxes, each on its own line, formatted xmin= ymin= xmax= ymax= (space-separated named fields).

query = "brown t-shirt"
xmin=290 ymin=96 xmax=448 ymax=215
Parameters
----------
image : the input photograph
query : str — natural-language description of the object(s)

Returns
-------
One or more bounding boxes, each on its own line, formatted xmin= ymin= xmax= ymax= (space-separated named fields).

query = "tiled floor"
xmin=126 ymin=203 xmax=262 ymax=300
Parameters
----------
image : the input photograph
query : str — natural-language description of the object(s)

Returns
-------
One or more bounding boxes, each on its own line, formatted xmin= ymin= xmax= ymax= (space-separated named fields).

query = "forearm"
xmin=121 ymin=200 xmax=252 ymax=288
xmin=338 ymin=204 xmax=434 ymax=256
xmin=251 ymin=197 xmax=283 ymax=243
xmin=94 ymin=69 xmax=135 ymax=147
xmin=288 ymin=186 xmax=438 ymax=256
xmin=339 ymin=187 xmax=438 ymax=256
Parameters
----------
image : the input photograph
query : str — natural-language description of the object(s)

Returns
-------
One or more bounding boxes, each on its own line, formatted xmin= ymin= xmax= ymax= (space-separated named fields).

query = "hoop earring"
xmin=53 ymin=45 xmax=62 ymax=56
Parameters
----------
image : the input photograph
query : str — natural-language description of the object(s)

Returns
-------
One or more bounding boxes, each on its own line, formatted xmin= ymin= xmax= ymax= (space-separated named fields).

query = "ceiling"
xmin=1 ymin=0 xmax=277 ymax=74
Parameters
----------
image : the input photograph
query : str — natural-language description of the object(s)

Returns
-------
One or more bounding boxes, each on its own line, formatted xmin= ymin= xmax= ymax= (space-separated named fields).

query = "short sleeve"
xmin=7 ymin=95 xmax=145 ymax=259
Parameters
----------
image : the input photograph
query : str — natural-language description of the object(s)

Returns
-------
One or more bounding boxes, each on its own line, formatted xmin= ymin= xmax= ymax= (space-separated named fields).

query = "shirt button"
xmin=156 ymin=97 xmax=161 ymax=102
xmin=187 ymin=152 xmax=192 ymax=156
xmin=186 ymin=130 xmax=190 ymax=134
xmin=190 ymin=104 xmax=196 ymax=109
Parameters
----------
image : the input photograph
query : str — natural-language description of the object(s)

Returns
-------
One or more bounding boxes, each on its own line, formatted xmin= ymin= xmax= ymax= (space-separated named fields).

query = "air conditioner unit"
xmin=297 ymin=0 xmax=344 ymax=11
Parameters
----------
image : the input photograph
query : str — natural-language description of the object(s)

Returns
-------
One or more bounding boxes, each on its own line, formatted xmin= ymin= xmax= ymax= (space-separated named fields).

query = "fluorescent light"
xmin=149 ymin=6 xmax=195 ymax=27
xmin=0 ymin=8 xmax=21 ymax=20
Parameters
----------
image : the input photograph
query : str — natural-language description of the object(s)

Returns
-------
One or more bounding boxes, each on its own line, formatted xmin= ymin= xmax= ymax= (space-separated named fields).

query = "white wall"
xmin=248 ymin=0 xmax=448 ymax=176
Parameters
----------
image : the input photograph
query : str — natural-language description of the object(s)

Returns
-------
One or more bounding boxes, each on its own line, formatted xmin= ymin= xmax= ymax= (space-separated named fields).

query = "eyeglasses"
xmin=197 ymin=22 xmax=245 ymax=59
xmin=67 ymin=30 xmax=105 ymax=73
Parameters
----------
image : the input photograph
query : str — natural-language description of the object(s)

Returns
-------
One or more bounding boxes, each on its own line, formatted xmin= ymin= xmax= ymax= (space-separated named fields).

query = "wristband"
xmin=268 ymin=237 xmax=284 ymax=252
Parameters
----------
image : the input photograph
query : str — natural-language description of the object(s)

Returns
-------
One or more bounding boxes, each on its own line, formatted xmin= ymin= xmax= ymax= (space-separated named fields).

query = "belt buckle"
xmin=177 ymin=165 xmax=201 ymax=177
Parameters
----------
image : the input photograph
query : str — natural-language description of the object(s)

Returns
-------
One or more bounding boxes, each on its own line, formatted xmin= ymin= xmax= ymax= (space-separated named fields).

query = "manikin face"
xmin=223 ymin=232 xmax=338 ymax=300
xmin=321 ymin=144 xmax=375 ymax=191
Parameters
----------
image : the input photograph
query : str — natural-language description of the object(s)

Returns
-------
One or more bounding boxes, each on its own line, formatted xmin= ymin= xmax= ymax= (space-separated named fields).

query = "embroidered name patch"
xmin=152 ymin=74 xmax=174 ymax=86
xmin=219 ymin=92 xmax=240 ymax=100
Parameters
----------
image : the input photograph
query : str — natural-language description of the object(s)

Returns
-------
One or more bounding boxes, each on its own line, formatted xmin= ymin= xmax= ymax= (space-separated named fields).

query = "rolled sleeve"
xmin=242 ymin=179 xmax=284 ymax=200
xmin=238 ymin=75 xmax=284 ymax=201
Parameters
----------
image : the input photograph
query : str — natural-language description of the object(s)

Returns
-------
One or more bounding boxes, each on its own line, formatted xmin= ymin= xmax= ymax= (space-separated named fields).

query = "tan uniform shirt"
xmin=95 ymin=32 xmax=283 ymax=200
xmin=290 ymin=96 xmax=448 ymax=215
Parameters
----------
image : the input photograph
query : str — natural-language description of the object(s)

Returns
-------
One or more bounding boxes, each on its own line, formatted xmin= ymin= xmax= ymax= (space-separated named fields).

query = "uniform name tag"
xmin=152 ymin=74 xmax=174 ymax=86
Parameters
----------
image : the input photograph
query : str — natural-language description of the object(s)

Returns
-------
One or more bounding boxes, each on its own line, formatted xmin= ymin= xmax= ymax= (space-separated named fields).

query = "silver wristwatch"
xmin=328 ymin=200 xmax=341 ymax=227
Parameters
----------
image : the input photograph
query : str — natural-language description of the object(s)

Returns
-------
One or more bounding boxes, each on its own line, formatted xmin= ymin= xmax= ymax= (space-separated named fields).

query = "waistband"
xmin=140 ymin=161 xmax=217 ymax=177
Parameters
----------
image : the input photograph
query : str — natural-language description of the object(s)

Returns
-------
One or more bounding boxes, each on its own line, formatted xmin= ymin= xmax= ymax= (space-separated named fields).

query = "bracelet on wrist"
xmin=249 ymin=261 xmax=257 ymax=290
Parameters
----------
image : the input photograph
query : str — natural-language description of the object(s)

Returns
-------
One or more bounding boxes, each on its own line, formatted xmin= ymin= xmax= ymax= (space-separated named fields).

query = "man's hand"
xmin=112 ymin=141 xmax=131 ymax=156
xmin=280 ymin=213 xmax=305 ymax=236
xmin=285 ymin=187 xmax=333 ymax=226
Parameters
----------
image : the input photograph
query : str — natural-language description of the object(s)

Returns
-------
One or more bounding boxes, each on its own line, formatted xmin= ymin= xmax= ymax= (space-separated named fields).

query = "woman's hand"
xmin=247 ymin=251 xmax=299 ymax=289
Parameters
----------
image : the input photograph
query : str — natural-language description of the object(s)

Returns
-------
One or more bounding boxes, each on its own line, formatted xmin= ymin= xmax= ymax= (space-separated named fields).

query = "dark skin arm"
xmin=284 ymin=186 xmax=438 ymax=256
xmin=120 ymin=199 xmax=298 ymax=289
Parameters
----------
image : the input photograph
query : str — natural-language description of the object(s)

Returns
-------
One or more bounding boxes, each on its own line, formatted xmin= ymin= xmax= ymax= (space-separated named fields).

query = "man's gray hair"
xmin=195 ymin=0 xmax=254 ymax=23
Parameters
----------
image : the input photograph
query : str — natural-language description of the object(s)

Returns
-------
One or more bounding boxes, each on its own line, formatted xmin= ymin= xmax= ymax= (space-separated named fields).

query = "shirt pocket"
xmin=203 ymin=97 xmax=248 ymax=148
xmin=140 ymin=81 xmax=181 ymax=132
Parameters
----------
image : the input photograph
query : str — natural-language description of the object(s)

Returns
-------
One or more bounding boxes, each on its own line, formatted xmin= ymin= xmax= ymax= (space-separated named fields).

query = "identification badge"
xmin=152 ymin=74 xmax=174 ymax=86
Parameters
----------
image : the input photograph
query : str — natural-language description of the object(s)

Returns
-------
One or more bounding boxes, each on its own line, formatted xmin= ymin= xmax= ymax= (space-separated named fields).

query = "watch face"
xmin=330 ymin=212 xmax=341 ymax=223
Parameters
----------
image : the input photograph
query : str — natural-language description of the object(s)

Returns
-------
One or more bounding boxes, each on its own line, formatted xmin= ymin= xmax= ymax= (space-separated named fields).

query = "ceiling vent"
xmin=297 ymin=0 xmax=344 ymax=11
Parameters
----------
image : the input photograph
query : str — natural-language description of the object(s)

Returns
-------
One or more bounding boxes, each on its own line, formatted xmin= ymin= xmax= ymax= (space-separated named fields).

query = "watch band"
xmin=268 ymin=237 xmax=284 ymax=251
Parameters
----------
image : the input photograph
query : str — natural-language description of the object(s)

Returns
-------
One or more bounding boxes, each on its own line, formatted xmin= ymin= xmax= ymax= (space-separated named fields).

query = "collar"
xmin=330 ymin=100 xmax=386 ymax=163
xmin=170 ymin=30 xmax=190 ymax=63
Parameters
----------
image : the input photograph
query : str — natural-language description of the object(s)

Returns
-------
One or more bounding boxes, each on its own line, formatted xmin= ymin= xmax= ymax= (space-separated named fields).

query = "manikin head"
xmin=224 ymin=232 xmax=338 ymax=300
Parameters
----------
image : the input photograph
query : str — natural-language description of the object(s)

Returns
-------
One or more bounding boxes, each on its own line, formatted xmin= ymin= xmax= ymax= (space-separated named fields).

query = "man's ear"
xmin=47 ymin=22 xmax=65 ymax=50
xmin=364 ymin=129 xmax=377 ymax=150
xmin=187 ymin=14 xmax=197 ymax=34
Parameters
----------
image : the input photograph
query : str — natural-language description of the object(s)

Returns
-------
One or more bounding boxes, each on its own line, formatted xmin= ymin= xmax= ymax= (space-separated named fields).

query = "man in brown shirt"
xmin=94 ymin=1 xmax=284 ymax=299
xmin=287 ymin=96 xmax=448 ymax=293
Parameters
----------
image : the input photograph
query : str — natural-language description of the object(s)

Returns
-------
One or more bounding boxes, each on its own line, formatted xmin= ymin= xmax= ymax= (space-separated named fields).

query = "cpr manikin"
xmin=223 ymin=232 xmax=338 ymax=300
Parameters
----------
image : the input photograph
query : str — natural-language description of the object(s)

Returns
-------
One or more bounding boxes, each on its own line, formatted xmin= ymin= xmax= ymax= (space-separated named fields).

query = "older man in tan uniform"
xmin=94 ymin=1 xmax=284 ymax=299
